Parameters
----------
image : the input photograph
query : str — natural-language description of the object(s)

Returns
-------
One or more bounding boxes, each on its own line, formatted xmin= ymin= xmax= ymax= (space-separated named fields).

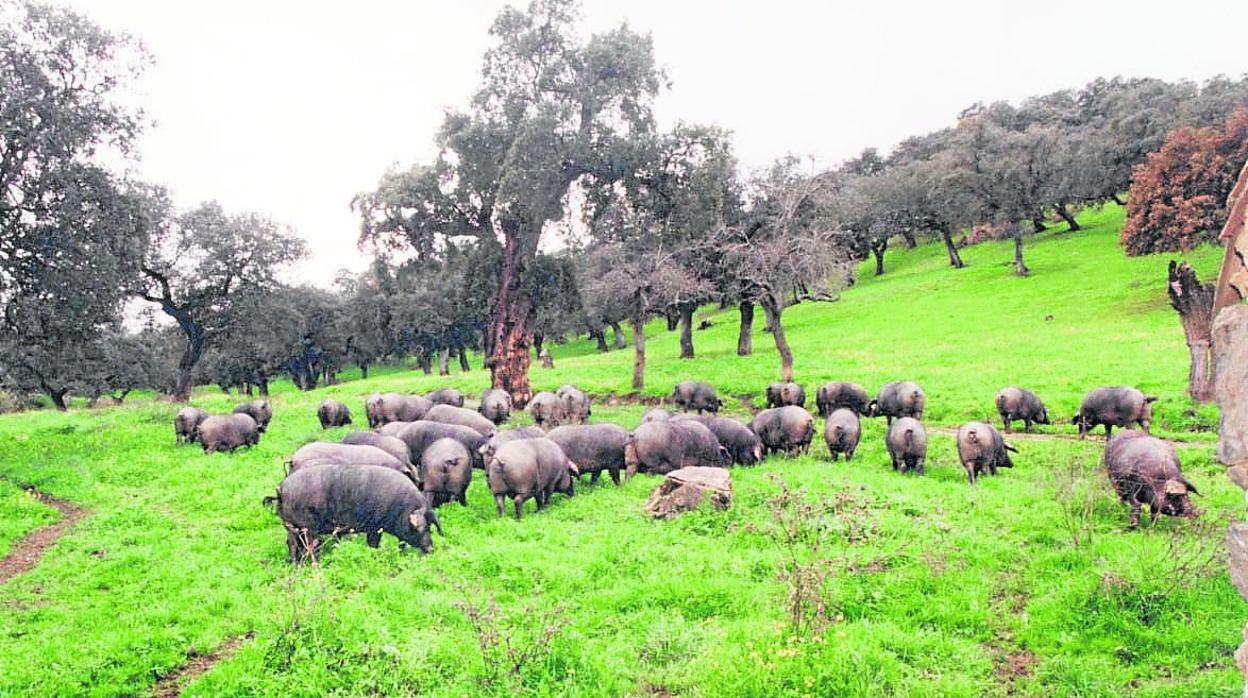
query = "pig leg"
xmin=366 ymin=529 xmax=382 ymax=548
xmin=494 ymin=494 xmax=506 ymax=518
xmin=513 ymin=495 xmax=526 ymax=520
xmin=609 ymin=467 xmax=620 ymax=486
xmin=1127 ymin=502 xmax=1141 ymax=528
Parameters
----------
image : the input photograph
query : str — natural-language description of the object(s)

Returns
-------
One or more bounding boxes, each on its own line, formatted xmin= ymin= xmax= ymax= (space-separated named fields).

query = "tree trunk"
xmin=871 ymin=237 xmax=887 ymax=276
xmin=610 ymin=321 xmax=628 ymax=349
xmin=1111 ymin=193 xmax=1126 ymax=206
xmin=533 ymin=333 xmax=544 ymax=360
xmin=1168 ymin=260 xmax=1216 ymax=402
xmin=174 ymin=328 xmax=206 ymax=402
xmin=901 ymin=230 xmax=917 ymax=249
xmin=458 ymin=346 xmax=470 ymax=372
xmin=418 ymin=351 xmax=432 ymax=375
xmin=50 ymin=388 xmax=69 ymax=411
xmin=678 ymin=303 xmax=695 ymax=359
xmin=737 ymin=301 xmax=754 ymax=356
xmin=488 ymin=225 xmax=536 ymax=408
xmin=1013 ymin=226 xmax=1030 ymax=277
xmin=1056 ymin=204 xmax=1081 ymax=231
xmin=631 ymin=315 xmax=646 ymax=391
xmin=1031 ymin=216 xmax=1048 ymax=233
xmin=665 ymin=308 xmax=679 ymax=332
xmin=110 ymin=389 xmax=131 ymax=404
xmin=940 ymin=229 xmax=965 ymax=268
xmin=258 ymin=376 xmax=270 ymax=397
xmin=759 ymin=293 xmax=794 ymax=382
xmin=438 ymin=346 xmax=450 ymax=376
xmin=591 ymin=329 xmax=609 ymax=353
xmin=359 ymin=361 xmax=369 ymax=380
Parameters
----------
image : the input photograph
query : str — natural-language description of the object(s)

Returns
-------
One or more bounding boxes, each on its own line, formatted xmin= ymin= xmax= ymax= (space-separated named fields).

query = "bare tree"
xmin=717 ymin=158 xmax=855 ymax=381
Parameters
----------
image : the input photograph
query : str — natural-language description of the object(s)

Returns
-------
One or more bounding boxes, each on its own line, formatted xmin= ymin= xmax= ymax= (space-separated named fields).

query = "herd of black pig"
xmin=172 ymin=379 xmax=1199 ymax=562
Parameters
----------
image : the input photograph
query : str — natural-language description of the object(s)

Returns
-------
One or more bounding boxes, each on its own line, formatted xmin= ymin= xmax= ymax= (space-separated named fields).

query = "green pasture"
xmin=1 ymin=204 xmax=1245 ymax=697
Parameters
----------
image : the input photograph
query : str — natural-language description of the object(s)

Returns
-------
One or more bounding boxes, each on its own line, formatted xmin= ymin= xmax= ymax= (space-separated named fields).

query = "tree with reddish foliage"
xmin=1122 ymin=106 xmax=1248 ymax=256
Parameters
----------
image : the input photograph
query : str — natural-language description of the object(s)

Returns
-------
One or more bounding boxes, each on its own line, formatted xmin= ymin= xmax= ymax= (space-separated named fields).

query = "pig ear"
xmin=1145 ymin=396 xmax=1159 ymax=403
xmin=1163 ymin=479 xmax=1188 ymax=495
xmin=427 ymin=509 xmax=444 ymax=535
xmin=409 ymin=510 xmax=427 ymax=530
xmin=1181 ymin=477 xmax=1200 ymax=496
xmin=568 ymin=461 xmax=580 ymax=476
xmin=1003 ymin=441 xmax=1018 ymax=453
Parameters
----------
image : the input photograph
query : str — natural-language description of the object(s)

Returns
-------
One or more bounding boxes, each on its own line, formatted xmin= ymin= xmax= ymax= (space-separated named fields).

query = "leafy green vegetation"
xmin=1 ymin=206 xmax=1243 ymax=696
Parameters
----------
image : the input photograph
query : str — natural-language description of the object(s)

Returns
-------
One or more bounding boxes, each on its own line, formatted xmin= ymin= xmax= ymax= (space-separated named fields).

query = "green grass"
xmin=1 ymin=204 xmax=1244 ymax=696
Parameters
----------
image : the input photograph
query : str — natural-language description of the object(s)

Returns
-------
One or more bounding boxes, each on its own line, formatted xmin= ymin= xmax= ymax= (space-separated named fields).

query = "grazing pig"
xmin=1104 ymin=430 xmax=1200 ymax=527
xmin=340 ymin=431 xmax=412 ymax=465
xmin=671 ymin=380 xmax=723 ymax=414
xmin=420 ymin=438 xmax=473 ymax=507
xmin=367 ymin=393 xmax=433 ymax=428
xmin=478 ymin=388 xmax=513 ymax=425
xmin=424 ymin=404 xmax=498 ymax=437
xmin=425 ymin=387 xmax=465 ymax=407
xmin=274 ymin=463 xmax=442 ymax=562
xmin=287 ymin=442 xmax=415 ymax=482
xmin=749 ymin=406 xmax=815 ymax=457
xmin=823 ymin=408 xmax=861 ymax=462
xmin=557 ymin=384 xmax=592 ymax=425
xmin=885 ymin=417 xmax=927 ymax=475
xmin=480 ymin=426 xmax=546 ymax=460
xmin=765 ymin=382 xmax=807 ymax=409
xmin=174 ymin=406 xmax=209 ymax=445
xmin=869 ymin=381 xmax=925 ymax=425
xmin=994 ymin=387 xmax=1049 ymax=433
xmin=815 ymin=381 xmax=871 ymax=417
xmin=546 ymin=423 xmax=629 ymax=485
xmin=956 ymin=421 xmax=1016 ymax=484
xmin=640 ymin=408 xmax=676 ymax=423
xmin=1074 ymin=386 xmax=1157 ymax=438
xmin=317 ymin=399 xmax=352 ymax=429
xmin=233 ymin=399 xmax=273 ymax=433
xmin=197 ymin=413 xmax=260 ymax=454
xmin=625 ymin=420 xmax=728 ymax=479
xmin=529 ymin=391 xmax=565 ymax=430
xmin=393 ymin=421 xmax=488 ymax=470
xmin=672 ymin=414 xmax=764 ymax=465
xmin=485 ymin=437 xmax=577 ymax=519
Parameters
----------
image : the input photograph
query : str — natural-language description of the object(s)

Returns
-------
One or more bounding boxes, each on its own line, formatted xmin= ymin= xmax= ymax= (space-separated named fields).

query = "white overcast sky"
xmin=61 ymin=0 xmax=1248 ymax=286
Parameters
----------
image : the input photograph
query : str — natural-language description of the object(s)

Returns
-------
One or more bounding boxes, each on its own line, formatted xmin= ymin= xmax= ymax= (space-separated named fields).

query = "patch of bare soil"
xmin=995 ymin=647 xmax=1038 ymax=684
xmin=0 ymin=488 xmax=87 ymax=583
xmin=150 ymin=632 xmax=255 ymax=698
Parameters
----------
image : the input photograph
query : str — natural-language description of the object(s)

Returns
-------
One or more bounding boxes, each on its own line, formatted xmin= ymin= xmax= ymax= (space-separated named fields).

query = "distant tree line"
xmin=3 ymin=0 xmax=1246 ymax=409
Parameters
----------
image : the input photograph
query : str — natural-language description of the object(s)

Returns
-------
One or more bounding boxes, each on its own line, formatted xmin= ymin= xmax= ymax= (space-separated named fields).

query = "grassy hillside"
xmin=0 ymin=204 xmax=1243 ymax=697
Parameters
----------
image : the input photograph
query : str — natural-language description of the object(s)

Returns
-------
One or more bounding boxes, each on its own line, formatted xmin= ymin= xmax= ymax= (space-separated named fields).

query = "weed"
xmin=1050 ymin=454 xmax=1105 ymax=547
xmin=449 ymin=576 xmax=569 ymax=692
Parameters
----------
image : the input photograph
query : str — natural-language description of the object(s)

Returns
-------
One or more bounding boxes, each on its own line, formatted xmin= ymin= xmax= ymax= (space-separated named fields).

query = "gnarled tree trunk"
xmin=871 ymin=237 xmax=887 ymax=276
xmin=438 ymin=347 xmax=450 ymax=376
xmin=940 ymin=229 xmax=965 ymax=269
xmin=591 ymin=328 xmax=609 ymax=352
xmin=678 ymin=302 xmax=695 ymax=359
xmin=1056 ymin=204 xmax=1080 ymax=231
xmin=737 ymin=301 xmax=754 ymax=356
xmin=458 ymin=346 xmax=470 ymax=372
xmin=759 ymin=293 xmax=794 ymax=382
xmin=1169 ymin=260 xmax=1216 ymax=402
xmin=610 ymin=321 xmax=628 ymax=349
xmin=488 ymin=226 xmax=536 ymax=408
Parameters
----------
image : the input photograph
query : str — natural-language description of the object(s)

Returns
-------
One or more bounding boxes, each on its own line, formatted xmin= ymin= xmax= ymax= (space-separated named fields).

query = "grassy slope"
xmin=0 ymin=205 xmax=1243 ymax=697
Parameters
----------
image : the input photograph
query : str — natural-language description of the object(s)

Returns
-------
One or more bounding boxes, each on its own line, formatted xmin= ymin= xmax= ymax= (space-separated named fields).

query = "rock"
xmin=1228 ymin=523 xmax=1248 ymax=604
xmin=1214 ymin=305 xmax=1248 ymax=466
xmin=644 ymin=466 xmax=731 ymax=520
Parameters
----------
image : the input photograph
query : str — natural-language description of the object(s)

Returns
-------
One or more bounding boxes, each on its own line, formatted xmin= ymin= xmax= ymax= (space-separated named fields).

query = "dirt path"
xmin=151 ymin=632 xmax=254 ymax=698
xmin=0 ymin=488 xmax=87 ymax=583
